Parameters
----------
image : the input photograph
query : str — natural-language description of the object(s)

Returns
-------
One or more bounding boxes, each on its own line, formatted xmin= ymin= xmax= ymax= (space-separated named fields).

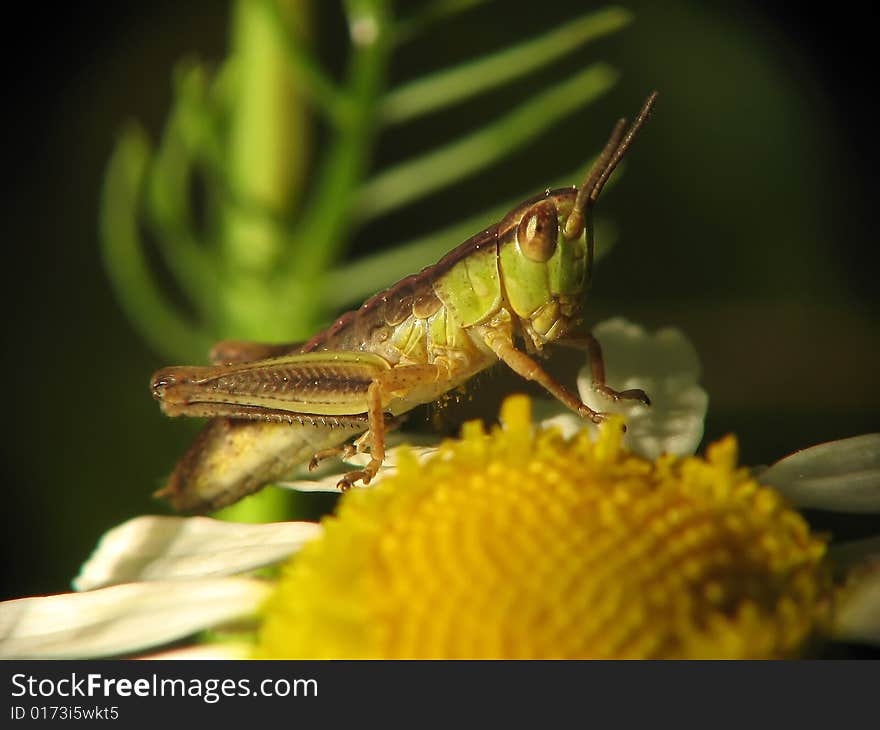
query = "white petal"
xmin=277 ymin=471 xmax=363 ymax=493
xmin=577 ymin=318 xmax=708 ymax=458
xmin=758 ymin=434 xmax=880 ymax=513
xmin=137 ymin=641 xmax=253 ymax=660
xmin=534 ymin=408 xmax=583 ymax=440
xmin=277 ymin=444 xmax=438 ymax=492
xmin=830 ymin=536 xmax=880 ymax=571
xmin=0 ymin=577 xmax=269 ymax=659
xmin=834 ymin=562 xmax=880 ymax=647
xmin=341 ymin=444 xmax=438 ymax=468
xmin=74 ymin=516 xmax=322 ymax=591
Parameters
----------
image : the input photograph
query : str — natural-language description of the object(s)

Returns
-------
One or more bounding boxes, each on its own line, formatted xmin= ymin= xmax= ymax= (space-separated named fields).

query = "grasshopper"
xmin=151 ymin=92 xmax=657 ymax=513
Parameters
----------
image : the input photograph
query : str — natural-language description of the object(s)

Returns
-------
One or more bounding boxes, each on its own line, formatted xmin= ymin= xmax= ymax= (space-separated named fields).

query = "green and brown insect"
xmin=151 ymin=92 xmax=658 ymax=513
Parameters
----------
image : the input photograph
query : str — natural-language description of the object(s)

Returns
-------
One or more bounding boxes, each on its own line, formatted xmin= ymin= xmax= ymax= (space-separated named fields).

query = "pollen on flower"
xmin=255 ymin=396 xmax=834 ymax=659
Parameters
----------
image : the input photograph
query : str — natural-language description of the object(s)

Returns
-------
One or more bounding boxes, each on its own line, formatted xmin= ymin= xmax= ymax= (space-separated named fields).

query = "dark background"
xmin=1 ymin=0 xmax=877 ymax=618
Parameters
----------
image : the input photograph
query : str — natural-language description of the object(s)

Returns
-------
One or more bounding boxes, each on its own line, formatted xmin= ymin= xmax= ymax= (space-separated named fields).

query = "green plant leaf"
xmin=99 ymin=126 xmax=213 ymax=362
xmin=146 ymin=63 xmax=223 ymax=327
xmin=381 ymin=7 xmax=632 ymax=125
xmin=393 ymin=0 xmax=494 ymax=45
xmin=353 ymin=63 xmax=618 ymax=223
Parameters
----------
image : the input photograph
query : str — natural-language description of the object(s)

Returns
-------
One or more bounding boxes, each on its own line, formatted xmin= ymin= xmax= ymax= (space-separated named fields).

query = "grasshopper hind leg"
xmin=308 ymin=418 xmax=402 ymax=473
xmin=308 ymin=442 xmax=359 ymax=472
xmin=336 ymin=380 xmax=384 ymax=490
xmin=334 ymin=364 xmax=446 ymax=491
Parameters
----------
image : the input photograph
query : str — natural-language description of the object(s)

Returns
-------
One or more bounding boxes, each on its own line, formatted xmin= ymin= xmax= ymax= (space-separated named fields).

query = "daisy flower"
xmin=1 ymin=321 xmax=877 ymax=659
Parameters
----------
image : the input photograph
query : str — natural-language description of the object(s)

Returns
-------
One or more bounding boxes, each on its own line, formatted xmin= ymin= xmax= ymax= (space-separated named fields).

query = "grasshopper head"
xmin=496 ymin=190 xmax=587 ymax=344
xmin=497 ymin=92 xmax=658 ymax=346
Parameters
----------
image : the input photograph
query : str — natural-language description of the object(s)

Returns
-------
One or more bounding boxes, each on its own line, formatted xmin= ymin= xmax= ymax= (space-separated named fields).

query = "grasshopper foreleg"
xmin=480 ymin=328 xmax=607 ymax=424
xmin=556 ymin=334 xmax=651 ymax=406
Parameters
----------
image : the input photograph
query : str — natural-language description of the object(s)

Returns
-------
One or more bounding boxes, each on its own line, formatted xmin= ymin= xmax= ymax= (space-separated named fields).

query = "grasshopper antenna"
xmin=564 ymin=91 xmax=658 ymax=239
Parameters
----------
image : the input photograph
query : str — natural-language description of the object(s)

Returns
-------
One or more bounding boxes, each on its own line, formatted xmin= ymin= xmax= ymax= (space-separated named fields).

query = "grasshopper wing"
xmin=208 ymin=339 xmax=305 ymax=365
xmin=155 ymin=416 xmax=370 ymax=513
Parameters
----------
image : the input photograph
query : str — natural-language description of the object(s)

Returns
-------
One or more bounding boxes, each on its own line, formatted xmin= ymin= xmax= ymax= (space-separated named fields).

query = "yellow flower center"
xmin=256 ymin=396 xmax=833 ymax=659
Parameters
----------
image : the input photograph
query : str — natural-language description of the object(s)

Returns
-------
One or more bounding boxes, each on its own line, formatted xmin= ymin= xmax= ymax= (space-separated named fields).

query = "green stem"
xmin=263 ymin=0 xmax=349 ymax=126
xmin=280 ymin=0 xmax=393 ymax=331
xmin=219 ymin=0 xmax=315 ymax=523
xmin=222 ymin=0 xmax=312 ymax=339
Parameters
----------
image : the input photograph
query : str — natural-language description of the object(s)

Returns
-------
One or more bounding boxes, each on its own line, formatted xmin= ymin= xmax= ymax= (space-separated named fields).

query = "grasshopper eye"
xmin=517 ymin=201 xmax=558 ymax=262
